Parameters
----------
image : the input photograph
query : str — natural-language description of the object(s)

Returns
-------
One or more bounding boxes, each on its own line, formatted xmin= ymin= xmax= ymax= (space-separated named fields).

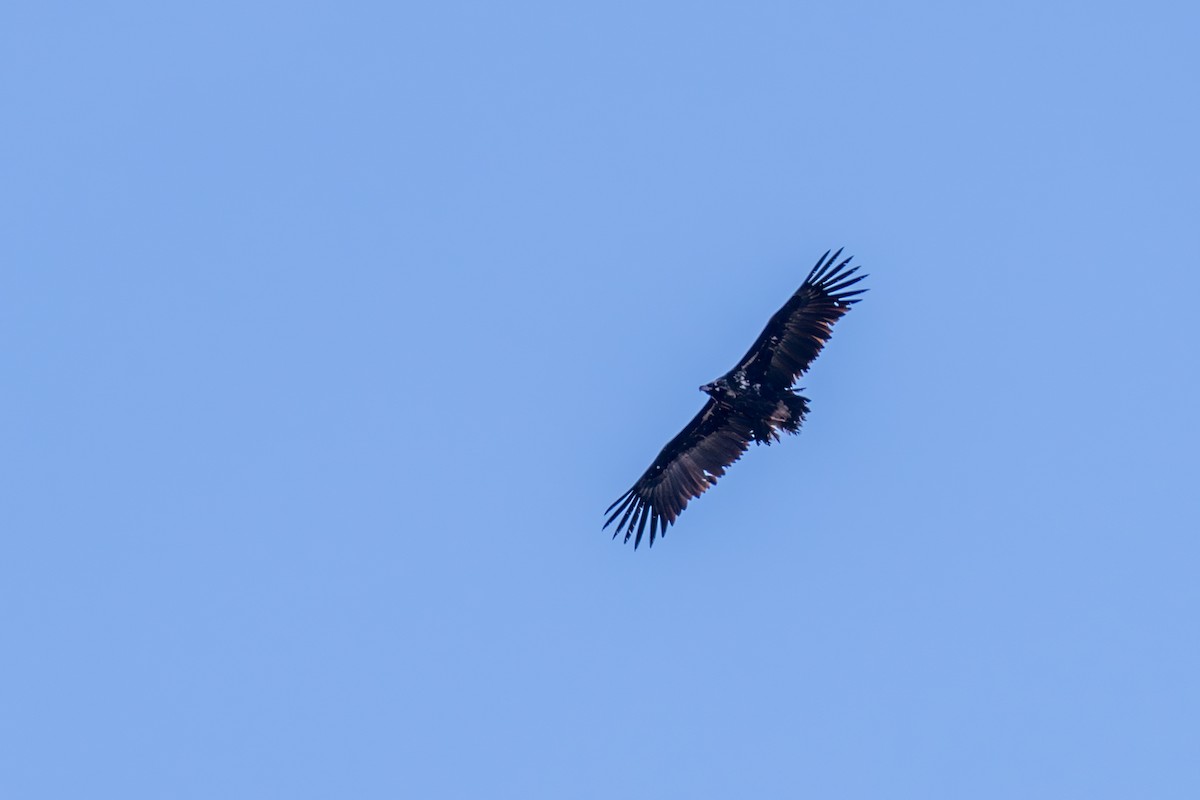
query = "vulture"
xmin=604 ymin=249 xmax=867 ymax=548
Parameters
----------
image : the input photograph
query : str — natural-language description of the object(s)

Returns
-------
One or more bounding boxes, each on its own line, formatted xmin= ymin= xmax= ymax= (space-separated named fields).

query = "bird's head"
xmin=700 ymin=378 xmax=734 ymax=401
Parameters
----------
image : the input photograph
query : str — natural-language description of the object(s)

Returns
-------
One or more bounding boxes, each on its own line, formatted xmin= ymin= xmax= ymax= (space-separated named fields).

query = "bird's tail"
xmin=778 ymin=391 xmax=809 ymax=435
xmin=756 ymin=391 xmax=810 ymax=443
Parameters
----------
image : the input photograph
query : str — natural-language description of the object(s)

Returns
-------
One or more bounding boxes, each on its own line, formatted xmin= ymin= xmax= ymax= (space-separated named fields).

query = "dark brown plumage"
xmin=604 ymin=249 xmax=866 ymax=548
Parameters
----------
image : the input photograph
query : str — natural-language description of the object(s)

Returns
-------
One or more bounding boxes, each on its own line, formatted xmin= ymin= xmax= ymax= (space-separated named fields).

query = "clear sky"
xmin=4 ymin=1 xmax=1199 ymax=797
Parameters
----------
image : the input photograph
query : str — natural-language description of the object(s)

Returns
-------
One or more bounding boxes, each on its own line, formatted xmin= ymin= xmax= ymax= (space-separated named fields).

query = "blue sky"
xmin=4 ymin=1 xmax=1199 ymax=797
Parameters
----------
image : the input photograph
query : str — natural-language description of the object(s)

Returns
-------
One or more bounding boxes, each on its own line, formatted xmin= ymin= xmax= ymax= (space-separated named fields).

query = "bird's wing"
xmin=735 ymin=249 xmax=866 ymax=388
xmin=604 ymin=400 xmax=754 ymax=548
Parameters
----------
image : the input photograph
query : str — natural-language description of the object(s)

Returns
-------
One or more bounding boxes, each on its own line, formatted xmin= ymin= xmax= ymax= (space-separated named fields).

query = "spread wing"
xmin=603 ymin=400 xmax=755 ymax=548
xmin=736 ymin=249 xmax=866 ymax=388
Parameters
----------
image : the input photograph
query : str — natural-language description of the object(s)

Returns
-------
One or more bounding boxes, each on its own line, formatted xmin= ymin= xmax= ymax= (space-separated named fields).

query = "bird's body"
xmin=604 ymin=249 xmax=866 ymax=548
xmin=700 ymin=371 xmax=809 ymax=444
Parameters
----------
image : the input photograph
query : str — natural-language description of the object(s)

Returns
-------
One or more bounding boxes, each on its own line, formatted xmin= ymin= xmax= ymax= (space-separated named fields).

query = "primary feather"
xmin=604 ymin=249 xmax=866 ymax=548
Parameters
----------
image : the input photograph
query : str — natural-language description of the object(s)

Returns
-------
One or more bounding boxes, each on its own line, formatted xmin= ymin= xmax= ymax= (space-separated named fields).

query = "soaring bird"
xmin=604 ymin=249 xmax=866 ymax=548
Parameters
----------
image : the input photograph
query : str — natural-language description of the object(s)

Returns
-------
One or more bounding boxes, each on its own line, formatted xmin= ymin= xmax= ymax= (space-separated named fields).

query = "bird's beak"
xmin=699 ymin=384 xmax=710 ymax=393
